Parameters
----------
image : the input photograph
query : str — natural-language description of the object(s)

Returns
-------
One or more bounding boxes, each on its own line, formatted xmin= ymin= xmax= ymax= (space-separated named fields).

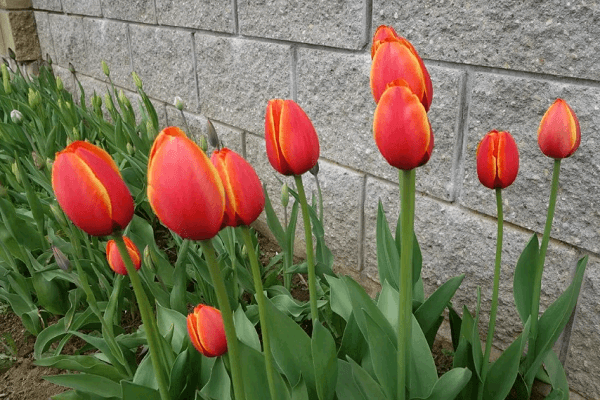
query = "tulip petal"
xmin=265 ymin=99 xmax=294 ymax=175
xmin=538 ymin=99 xmax=581 ymax=159
xmin=278 ymin=100 xmax=320 ymax=175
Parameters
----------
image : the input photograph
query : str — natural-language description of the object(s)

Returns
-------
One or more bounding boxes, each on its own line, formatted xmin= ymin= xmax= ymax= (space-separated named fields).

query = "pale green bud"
xmin=52 ymin=246 xmax=71 ymax=272
xmin=131 ymin=71 xmax=143 ymax=89
xmin=10 ymin=109 xmax=22 ymax=124
xmin=1 ymin=64 xmax=10 ymax=94
xmin=101 ymin=60 xmax=110 ymax=77
xmin=32 ymin=151 xmax=45 ymax=170
xmin=199 ymin=135 xmax=208 ymax=153
xmin=126 ymin=142 xmax=134 ymax=155
xmin=11 ymin=161 xmax=20 ymax=184
xmin=174 ymin=96 xmax=184 ymax=111
xmin=104 ymin=93 xmax=113 ymax=111
xmin=281 ymin=183 xmax=289 ymax=208
xmin=56 ymin=76 xmax=63 ymax=91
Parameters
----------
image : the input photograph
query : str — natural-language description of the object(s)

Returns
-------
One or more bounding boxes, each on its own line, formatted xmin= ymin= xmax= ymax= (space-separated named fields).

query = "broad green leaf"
xmin=34 ymin=355 xmax=126 ymax=382
xmin=263 ymin=187 xmax=285 ymax=246
xmin=200 ymin=356 xmax=231 ymax=400
xmin=415 ymin=275 xmax=465 ymax=340
xmin=44 ymin=374 xmax=121 ymax=398
xmin=376 ymin=201 xmax=399 ymax=289
xmin=133 ymin=353 xmax=159 ymax=390
xmin=364 ymin=311 xmax=397 ymax=400
xmin=336 ymin=360 xmax=367 ymax=400
xmin=239 ymin=341 xmax=290 ymax=400
xmin=121 ymin=381 xmax=161 ymax=400
xmin=410 ymin=315 xmax=438 ymax=399
xmin=234 ymin=306 xmax=261 ymax=352
xmin=325 ymin=275 xmax=352 ymax=322
xmin=544 ymin=350 xmax=569 ymax=399
xmin=312 ymin=323 xmax=338 ymax=400
xmin=291 ymin=378 xmax=310 ymax=400
xmin=513 ymin=234 xmax=539 ymax=324
xmin=348 ymin=358 xmax=387 ymax=400
xmin=157 ymin=302 xmax=187 ymax=353
xmin=377 ymin=280 xmax=399 ymax=331
xmin=168 ymin=349 xmax=191 ymax=399
xmin=394 ymin=216 xmax=423 ymax=286
xmin=338 ymin=312 xmax=367 ymax=362
xmin=414 ymin=367 xmax=472 ymax=400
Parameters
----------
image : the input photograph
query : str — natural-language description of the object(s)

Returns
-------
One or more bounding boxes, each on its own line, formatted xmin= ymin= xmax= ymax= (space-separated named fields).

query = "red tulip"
xmin=476 ymin=130 xmax=519 ymax=189
xmin=211 ymin=148 xmax=265 ymax=228
xmin=370 ymin=25 xmax=433 ymax=111
xmin=51 ymin=141 xmax=134 ymax=236
xmin=538 ymin=99 xmax=581 ymax=159
xmin=147 ymin=126 xmax=225 ymax=240
xmin=265 ymin=99 xmax=320 ymax=176
xmin=373 ymin=80 xmax=434 ymax=170
xmin=106 ymin=236 xmax=141 ymax=275
xmin=187 ymin=304 xmax=227 ymax=357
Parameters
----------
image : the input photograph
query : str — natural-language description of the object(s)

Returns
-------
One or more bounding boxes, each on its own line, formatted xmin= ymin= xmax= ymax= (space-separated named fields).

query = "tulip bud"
xmin=174 ymin=96 xmax=184 ymax=111
xmin=50 ymin=203 xmax=68 ymax=227
xmin=207 ymin=118 xmax=220 ymax=149
xmin=8 ymin=48 xmax=15 ymax=61
xmin=199 ymin=135 xmax=208 ymax=153
xmin=265 ymin=99 xmax=320 ymax=176
xmin=187 ymin=304 xmax=227 ymax=357
xmin=143 ymin=246 xmax=155 ymax=273
xmin=10 ymin=109 xmax=22 ymax=124
xmin=281 ymin=183 xmax=289 ymax=208
xmin=32 ymin=151 xmax=45 ymax=170
xmin=72 ymin=127 xmax=80 ymax=141
xmin=101 ymin=60 xmax=110 ymax=77
xmin=56 ymin=76 xmax=63 ymax=91
xmin=132 ymin=71 xmax=143 ymax=89
xmin=1 ymin=64 xmax=11 ymax=94
xmin=28 ymin=88 xmax=41 ymax=109
xmin=241 ymin=244 xmax=247 ymax=258
xmin=11 ymin=161 xmax=20 ymax=184
xmin=68 ymin=63 xmax=75 ymax=74
xmin=104 ymin=93 xmax=113 ymax=111
xmin=106 ymin=237 xmax=141 ymax=275
xmin=52 ymin=246 xmax=72 ymax=272
xmin=92 ymin=93 xmax=102 ymax=110
xmin=537 ymin=99 xmax=581 ymax=159
xmin=52 ymin=141 xmax=134 ymax=236
xmin=476 ymin=130 xmax=519 ymax=189
xmin=118 ymin=90 xmax=131 ymax=109
xmin=126 ymin=142 xmax=134 ymax=155
xmin=146 ymin=120 xmax=155 ymax=137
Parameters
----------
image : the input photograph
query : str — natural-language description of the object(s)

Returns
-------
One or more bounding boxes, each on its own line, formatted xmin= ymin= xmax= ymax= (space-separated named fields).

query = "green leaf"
xmin=133 ymin=353 xmax=158 ymax=390
xmin=348 ymin=358 xmax=387 ymax=400
xmin=234 ymin=306 xmax=261 ymax=352
xmin=415 ymin=367 xmax=472 ymax=400
xmin=44 ymin=374 xmax=121 ymax=398
xmin=335 ymin=360 xmax=367 ymax=400
xmin=364 ymin=311 xmax=397 ymax=400
xmin=239 ymin=341 xmax=290 ymax=400
xmin=121 ymin=381 xmax=161 ymax=400
xmin=415 ymin=275 xmax=465 ymax=341
xmin=263 ymin=187 xmax=286 ymax=246
xmin=513 ymin=234 xmax=539 ymax=324
xmin=312 ymin=323 xmax=338 ymax=400
xmin=34 ymin=355 xmax=126 ymax=382
xmin=325 ymin=275 xmax=352 ymax=322
xmin=410 ymin=315 xmax=438 ymax=399
xmin=377 ymin=280 xmax=399 ymax=331
xmin=157 ymin=302 xmax=187 ymax=353
xmin=544 ymin=349 xmax=569 ymax=398
xmin=337 ymin=312 xmax=367 ymax=362
xmin=376 ymin=201 xmax=399 ymax=289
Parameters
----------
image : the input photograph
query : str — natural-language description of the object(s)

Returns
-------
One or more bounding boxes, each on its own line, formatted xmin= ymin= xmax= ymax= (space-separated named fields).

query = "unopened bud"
xmin=45 ymin=158 xmax=53 ymax=170
xmin=281 ymin=183 xmax=289 ymax=208
xmin=101 ymin=60 xmax=110 ymax=77
xmin=50 ymin=203 xmax=67 ymax=227
xmin=131 ymin=71 xmax=143 ymax=89
xmin=143 ymin=246 xmax=155 ymax=273
xmin=28 ymin=88 xmax=41 ymax=108
xmin=118 ymin=90 xmax=131 ymax=109
xmin=207 ymin=118 xmax=219 ymax=148
xmin=10 ymin=109 xmax=22 ymax=124
xmin=72 ymin=127 xmax=80 ymax=141
xmin=32 ymin=151 xmax=45 ymax=170
xmin=104 ymin=93 xmax=113 ymax=111
xmin=2 ymin=64 xmax=11 ymax=94
xmin=11 ymin=161 xmax=20 ymax=184
xmin=241 ymin=245 xmax=248 ymax=258
xmin=8 ymin=48 xmax=15 ymax=60
xmin=197 ymin=135 xmax=207 ymax=153
xmin=309 ymin=161 xmax=319 ymax=176
xmin=126 ymin=142 xmax=134 ymax=155
xmin=92 ymin=94 xmax=102 ymax=110
xmin=68 ymin=62 xmax=75 ymax=74
xmin=52 ymin=246 xmax=71 ymax=272
xmin=56 ymin=76 xmax=63 ymax=91
xmin=174 ymin=96 xmax=184 ymax=111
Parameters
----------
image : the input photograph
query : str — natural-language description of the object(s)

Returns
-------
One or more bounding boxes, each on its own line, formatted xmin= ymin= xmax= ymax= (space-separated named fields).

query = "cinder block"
xmin=297 ymin=46 xmax=464 ymax=200
xmin=372 ymin=0 xmax=600 ymax=81
xmin=195 ymin=34 xmax=291 ymax=135
xmin=61 ymin=0 xmax=101 ymax=16
xmin=100 ymin=0 xmax=156 ymax=24
xmin=82 ymin=18 xmax=133 ymax=90
xmin=0 ymin=0 xmax=32 ymax=9
xmin=33 ymin=11 xmax=53 ymax=62
xmin=238 ymin=0 xmax=366 ymax=49
xmin=460 ymin=72 xmax=600 ymax=254
xmin=164 ymin=106 xmax=244 ymax=155
xmin=155 ymin=0 xmax=233 ymax=33
xmin=48 ymin=14 xmax=86 ymax=69
xmin=129 ymin=25 xmax=196 ymax=112
xmin=565 ymin=256 xmax=600 ymax=400
xmin=32 ymin=0 xmax=61 ymax=11
xmin=363 ymin=176 xmax=579 ymax=348
xmin=0 ymin=9 xmax=40 ymax=61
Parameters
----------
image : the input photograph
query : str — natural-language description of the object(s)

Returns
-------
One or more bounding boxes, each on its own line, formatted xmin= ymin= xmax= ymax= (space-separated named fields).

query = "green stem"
xmin=315 ymin=174 xmax=324 ymax=223
xmin=398 ymin=169 xmax=415 ymax=400
xmin=241 ymin=226 xmax=278 ymax=400
xmin=294 ymin=174 xmax=319 ymax=323
xmin=113 ymin=233 xmax=170 ymax=400
xmin=478 ymin=189 xmax=504 ymax=400
xmin=200 ymin=240 xmax=246 ymax=400
xmin=528 ymin=159 xmax=561 ymax=366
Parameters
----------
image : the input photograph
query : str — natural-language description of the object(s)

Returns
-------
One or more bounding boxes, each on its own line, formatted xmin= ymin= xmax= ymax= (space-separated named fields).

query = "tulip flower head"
xmin=538 ymin=99 xmax=581 ymax=159
xmin=265 ymin=99 xmax=320 ymax=176
xmin=147 ymin=126 xmax=225 ymax=240
xmin=211 ymin=148 xmax=265 ymax=228
xmin=476 ymin=130 xmax=519 ymax=189
xmin=106 ymin=236 xmax=141 ymax=275
xmin=187 ymin=304 xmax=227 ymax=357
xmin=370 ymin=25 xmax=433 ymax=111
xmin=52 ymin=141 xmax=134 ymax=236
xmin=373 ymin=80 xmax=434 ymax=170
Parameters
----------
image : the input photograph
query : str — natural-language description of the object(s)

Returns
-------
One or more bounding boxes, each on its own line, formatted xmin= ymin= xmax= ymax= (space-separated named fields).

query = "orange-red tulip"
xmin=538 ymin=99 xmax=581 ymax=159
xmin=370 ymin=25 xmax=433 ymax=111
xmin=476 ymin=130 xmax=519 ymax=189
xmin=211 ymin=148 xmax=265 ymax=228
xmin=373 ymin=80 xmax=434 ymax=170
xmin=147 ymin=126 xmax=225 ymax=240
xmin=265 ymin=99 xmax=320 ymax=176
xmin=52 ymin=141 xmax=134 ymax=236
xmin=187 ymin=304 xmax=227 ymax=357
xmin=106 ymin=236 xmax=141 ymax=275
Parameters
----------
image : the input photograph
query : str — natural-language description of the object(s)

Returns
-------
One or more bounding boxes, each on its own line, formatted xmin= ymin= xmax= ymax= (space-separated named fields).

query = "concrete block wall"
xmin=31 ymin=1 xmax=600 ymax=398
xmin=0 ymin=0 xmax=40 ymax=61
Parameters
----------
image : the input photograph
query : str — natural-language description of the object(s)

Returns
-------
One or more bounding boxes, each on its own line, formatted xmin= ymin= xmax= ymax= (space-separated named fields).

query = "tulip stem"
xmin=528 ymin=159 xmax=561 ymax=372
xmin=398 ymin=169 xmax=415 ymax=400
xmin=200 ymin=239 xmax=246 ymax=400
xmin=241 ymin=226 xmax=279 ymax=400
xmin=294 ymin=174 xmax=319 ymax=323
xmin=478 ymin=189 xmax=504 ymax=400
xmin=113 ymin=233 xmax=170 ymax=400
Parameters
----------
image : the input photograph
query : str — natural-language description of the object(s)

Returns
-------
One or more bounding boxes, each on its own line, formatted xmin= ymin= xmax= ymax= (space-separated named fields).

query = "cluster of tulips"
xmin=36 ymin=24 xmax=586 ymax=400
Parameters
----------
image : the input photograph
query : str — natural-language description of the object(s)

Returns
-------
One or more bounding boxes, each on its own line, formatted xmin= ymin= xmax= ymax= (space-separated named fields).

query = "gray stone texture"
xmin=566 ymin=256 xmax=600 ymax=400
xmin=238 ymin=0 xmax=366 ymax=49
xmin=61 ymin=0 xmax=102 ymax=16
xmin=100 ymin=0 xmax=156 ymax=24
xmin=195 ymin=35 xmax=291 ymax=135
xmin=0 ymin=0 xmax=31 ymax=9
xmin=82 ymin=18 xmax=133 ymax=90
xmin=53 ymin=65 xmax=77 ymax=95
xmin=373 ymin=0 xmax=600 ymax=81
xmin=129 ymin=25 xmax=197 ymax=112
xmin=33 ymin=11 xmax=54 ymax=62
xmin=48 ymin=14 xmax=87 ymax=70
xmin=165 ymin=106 xmax=244 ymax=155
xmin=32 ymin=0 xmax=61 ymax=11
xmin=461 ymin=73 xmax=600 ymax=254
xmin=297 ymin=48 xmax=464 ymax=201
xmin=364 ymin=176 xmax=580 ymax=348
xmin=156 ymin=0 xmax=233 ymax=33
xmin=0 ymin=9 xmax=41 ymax=61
